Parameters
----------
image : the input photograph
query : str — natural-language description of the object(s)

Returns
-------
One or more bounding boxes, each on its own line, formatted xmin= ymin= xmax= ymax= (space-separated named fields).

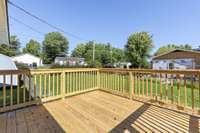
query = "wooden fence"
xmin=0 ymin=68 xmax=200 ymax=114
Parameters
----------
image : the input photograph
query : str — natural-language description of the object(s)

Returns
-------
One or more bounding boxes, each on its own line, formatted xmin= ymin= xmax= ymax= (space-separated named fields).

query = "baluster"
xmin=142 ymin=74 xmax=144 ymax=96
xmin=160 ymin=73 xmax=162 ymax=101
xmin=177 ymin=74 xmax=181 ymax=106
xmin=165 ymin=74 xmax=168 ymax=102
xmin=53 ymin=73 xmax=55 ymax=96
xmin=171 ymin=77 xmax=174 ymax=104
xmin=17 ymin=74 xmax=20 ymax=104
xmin=29 ymin=74 xmax=31 ymax=101
xmin=23 ymin=74 xmax=26 ymax=103
xmin=146 ymin=74 xmax=148 ymax=96
xmin=150 ymin=74 xmax=153 ymax=98
xmin=34 ymin=75 xmax=37 ymax=99
xmin=44 ymin=74 xmax=47 ymax=98
xmin=3 ymin=75 xmax=6 ymax=107
xmin=48 ymin=74 xmax=50 ymax=97
xmin=191 ymin=77 xmax=194 ymax=112
xmin=57 ymin=73 xmax=59 ymax=95
xmin=10 ymin=74 xmax=13 ymax=105
xmin=184 ymin=77 xmax=187 ymax=108
xmin=39 ymin=74 xmax=42 ymax=98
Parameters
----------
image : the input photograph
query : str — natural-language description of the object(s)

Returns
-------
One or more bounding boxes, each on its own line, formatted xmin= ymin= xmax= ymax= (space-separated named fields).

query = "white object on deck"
xmin=0 ymin=54 xmax=18 ymax=86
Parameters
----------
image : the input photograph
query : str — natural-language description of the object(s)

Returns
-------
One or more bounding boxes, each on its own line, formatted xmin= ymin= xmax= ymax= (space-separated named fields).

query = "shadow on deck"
xmin=0 ymin=90 xmax=200 ymax=133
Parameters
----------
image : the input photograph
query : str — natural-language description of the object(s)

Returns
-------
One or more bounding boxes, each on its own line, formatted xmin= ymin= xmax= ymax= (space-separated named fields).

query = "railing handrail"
xmin=100 ymin=68 xmax=200 ymax=75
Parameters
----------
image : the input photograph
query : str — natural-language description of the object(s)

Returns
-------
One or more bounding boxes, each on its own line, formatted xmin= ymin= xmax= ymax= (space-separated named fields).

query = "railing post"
xmin=97 ymin=70 xmax=100 ymax=89
xmin=129 ymin=72 xmax=133 ymax=99
xmin=61 ymin=70 xmax=66 ymax=100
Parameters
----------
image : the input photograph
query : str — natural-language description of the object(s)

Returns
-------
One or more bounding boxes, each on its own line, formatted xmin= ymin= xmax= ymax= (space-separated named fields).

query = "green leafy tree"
xmin=9 ymin=35 xmax=21 ymax=55
xmin=125 ymin=32 xmax=154 ymax=68
xmin=72 ymin=41 xmax=125 ymax=67
xmin=112 ymin=48 xmax=125 ymax=63
xmin=71 ymin=44 xmax=86 ymax=58
xmin=154 ymin=44 xmax=192 ymax=56
xmin=23 ymin=39 xmax=41 ymax=57
xmin=42 ymin=32 xmax=69 ymax=64
xmin=0 ymin=44 xmax=15 ymax=56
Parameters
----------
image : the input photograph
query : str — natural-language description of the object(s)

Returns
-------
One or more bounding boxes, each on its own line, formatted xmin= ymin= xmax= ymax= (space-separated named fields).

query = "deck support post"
xmin=129 ymin=72 xmax=133 ymax=99
xmin=61 ymin=70 xmax=66 ymax=100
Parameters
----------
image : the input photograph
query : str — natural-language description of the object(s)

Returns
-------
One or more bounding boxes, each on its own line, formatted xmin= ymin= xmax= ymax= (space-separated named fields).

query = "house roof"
xmin=152 ymin=49 xmax=200 ymax=60
xmin=55 ymin=57 xmax=85 ymax=62
xmin=12 ymin=53 xmax=41 ymax=60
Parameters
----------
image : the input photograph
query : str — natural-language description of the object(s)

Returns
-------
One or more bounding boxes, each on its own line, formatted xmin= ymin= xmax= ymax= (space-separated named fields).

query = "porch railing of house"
xmin=0 ymin=68 xmax=200 ymax=114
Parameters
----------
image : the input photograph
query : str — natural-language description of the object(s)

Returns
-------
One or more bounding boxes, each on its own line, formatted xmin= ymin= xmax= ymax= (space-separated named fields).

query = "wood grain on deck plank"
xmin=0 ymin=90 xmax=199 ymax=133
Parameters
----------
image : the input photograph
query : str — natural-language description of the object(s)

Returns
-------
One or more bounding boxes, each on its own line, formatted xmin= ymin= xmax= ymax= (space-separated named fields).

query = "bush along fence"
xmin=0 ymin=68 xmax=200 ymax=114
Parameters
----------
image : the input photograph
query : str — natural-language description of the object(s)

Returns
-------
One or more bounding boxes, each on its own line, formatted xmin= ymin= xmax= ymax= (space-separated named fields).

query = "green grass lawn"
xmin=0 ymin=86 xmax=30 ymax=107
xmin=100 ymin=73 xmax=200 ymax=109
xmin=134 ymin=78 xmax=200 ymax=108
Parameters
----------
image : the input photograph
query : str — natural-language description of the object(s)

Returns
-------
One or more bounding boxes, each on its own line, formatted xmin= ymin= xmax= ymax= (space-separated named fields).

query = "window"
xmin=169 ymin=63 xmax=174 ymax=69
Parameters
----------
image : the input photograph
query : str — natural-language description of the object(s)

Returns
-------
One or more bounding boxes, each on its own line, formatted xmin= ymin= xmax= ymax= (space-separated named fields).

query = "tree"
xmin=42 ymin=32 xmax=69 ymax=64
xmin=154 ymin=44 xmax=192 ymax=56
xmin=71 ymin=44 xmax=86 ymax=58
xmin=23 ymin=39 xmax=41 ymax=57
xmin=9 ymin=35 xmax=20 ymax=55
xmin=0 ymin=44 xmax=15 ymax=56
xmin=125 ymin=32 xmax=154 ymax=68
xmin=112 ymin=48 xmax=125 ymax=63
xmin=71 ymin=41 xmax=125 ymax=67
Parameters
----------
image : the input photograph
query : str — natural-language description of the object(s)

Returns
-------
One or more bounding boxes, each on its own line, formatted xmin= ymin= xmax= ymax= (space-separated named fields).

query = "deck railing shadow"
xmin=109 ymin=102 xmax=200 ymax=133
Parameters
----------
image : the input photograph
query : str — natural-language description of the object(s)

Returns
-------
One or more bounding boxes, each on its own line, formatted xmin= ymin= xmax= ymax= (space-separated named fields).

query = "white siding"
xmin=12 ymin=53 xmax=43 ymax=67
xmin=152 ymin=58 xmax=194 ymax=70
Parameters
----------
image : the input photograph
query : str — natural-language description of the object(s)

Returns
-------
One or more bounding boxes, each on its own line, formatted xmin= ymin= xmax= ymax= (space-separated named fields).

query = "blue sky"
xmin=8 ymin=0 xmax=200 ymax=54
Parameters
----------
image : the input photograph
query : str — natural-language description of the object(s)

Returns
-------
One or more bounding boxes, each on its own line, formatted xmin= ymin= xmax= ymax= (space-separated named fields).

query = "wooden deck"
xmin=0 ymin=90 xmax=200 ymax=133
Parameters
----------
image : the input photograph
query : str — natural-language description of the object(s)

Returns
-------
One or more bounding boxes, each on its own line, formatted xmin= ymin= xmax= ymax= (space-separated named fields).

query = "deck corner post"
xmin=129 ymin=71 xmax=133 ymax=99
xmin=97 ymin=70 xmax=100 ymax=89
xmin=61 ymin=70 xmax=66 ymax=100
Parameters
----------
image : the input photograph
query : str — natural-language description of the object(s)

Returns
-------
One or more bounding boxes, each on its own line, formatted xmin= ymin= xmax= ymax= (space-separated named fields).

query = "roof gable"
xmin=153 ymin=49 xmax=200 ymax=60
xmin=12 ymin=53 xmax=41 ymax=60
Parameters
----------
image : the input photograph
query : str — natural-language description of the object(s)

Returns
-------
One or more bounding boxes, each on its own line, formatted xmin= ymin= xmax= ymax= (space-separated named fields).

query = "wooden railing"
xmin=0 ymin=70 xmax=35 ymax=112
xmin=99 ymin=68 xmax=200 ymax=114
xmin=0 ymin=68 xmax=200 ymax=114
xmin=0 ymin=68 xmax=99 ymax=113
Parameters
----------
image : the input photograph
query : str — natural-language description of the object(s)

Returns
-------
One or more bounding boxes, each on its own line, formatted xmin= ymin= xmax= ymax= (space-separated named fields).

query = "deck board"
xmin=0 ymin=90 xmax=200 ymax=133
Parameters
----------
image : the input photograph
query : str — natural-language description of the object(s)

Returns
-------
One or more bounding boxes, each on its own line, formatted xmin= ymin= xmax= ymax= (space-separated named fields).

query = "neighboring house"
xmin=152 ymin=49 xmax=200 ymax=70
xmin=113 ymin=62 xmax=132 ymax=68
xmin=0 ymin=54 xmax=17 ymax=86
xmin=54 ymin=57 xmax=86 ymax=66
xmin=12 ymin=53 xmax=43 ymax=68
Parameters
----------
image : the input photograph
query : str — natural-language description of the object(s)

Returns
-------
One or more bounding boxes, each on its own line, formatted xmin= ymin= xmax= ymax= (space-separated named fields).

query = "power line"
xmin=8 ymin=0 xmax=87 ymax=41
xmin=9 ymin=16 xmax=44 ymax=35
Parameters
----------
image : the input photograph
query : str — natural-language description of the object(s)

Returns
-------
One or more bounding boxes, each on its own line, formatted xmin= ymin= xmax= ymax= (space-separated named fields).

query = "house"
xmin=152 ymin=49 xmax=200 ymax=70
xmin=0 ymin=54 xmax=17 ymax=86
xmin=12 ymin=53 xmax=43 ymax=68
xmin=54 ymin=57 xmax=86 ymax=66
xmin=112 ymin=62 xmax=132 ymax=68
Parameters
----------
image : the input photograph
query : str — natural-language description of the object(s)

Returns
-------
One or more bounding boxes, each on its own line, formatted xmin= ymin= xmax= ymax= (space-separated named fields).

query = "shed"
xmin=0 ymin=54 xmax=18 ymax=87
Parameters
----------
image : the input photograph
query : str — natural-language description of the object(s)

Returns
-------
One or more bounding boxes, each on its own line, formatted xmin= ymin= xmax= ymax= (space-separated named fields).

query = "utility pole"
xmin=110 ymin=47 xmax=112 ymax=64
xmin=92 ymin=41 xmax=95 ymax=61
